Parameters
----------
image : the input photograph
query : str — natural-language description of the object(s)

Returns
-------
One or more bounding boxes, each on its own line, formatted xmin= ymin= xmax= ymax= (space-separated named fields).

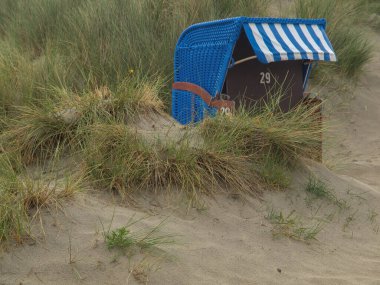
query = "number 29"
xmin=260 ymin=72 xmax=271 ymax=84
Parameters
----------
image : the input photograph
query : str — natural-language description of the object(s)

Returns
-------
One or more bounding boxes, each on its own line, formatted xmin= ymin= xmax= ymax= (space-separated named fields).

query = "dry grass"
xmin=197 ymin=90 xmax=324 ymax=191
xmin=0 ymin=0 xmax=270 ymax=111
xmin=266 ymin=209 xmax=323 ymax=242
xmin=84 ymin=123 xmax=260 ymax=200
xmin=83 ymin=88 xmax=323 ymax=199
xmin=0 ymin=153 xmax=85 ymax=244
xmin=0 ymin=74 xmax=165 ymax=164
xmin=200 ymin=94 xmax=323 ymax=163
xmin=1 ymin=104 xmax=79 ymax=164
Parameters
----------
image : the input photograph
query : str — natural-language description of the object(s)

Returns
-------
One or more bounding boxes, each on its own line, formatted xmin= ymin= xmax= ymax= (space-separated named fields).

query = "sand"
xmin=1 ymin=159 xmax=379 ymax=285
xmin=1 ymin=27 xmax=380 ymax=285
xmin=326 ymin=29 xmax=380 ymax=192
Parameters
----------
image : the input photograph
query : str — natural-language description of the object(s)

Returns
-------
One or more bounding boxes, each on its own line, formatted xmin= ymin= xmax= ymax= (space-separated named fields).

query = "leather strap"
xmin=209 ymin=99 xmax=235 ymax=110
xmin=172 ymin=82 xmax=235 ymax=111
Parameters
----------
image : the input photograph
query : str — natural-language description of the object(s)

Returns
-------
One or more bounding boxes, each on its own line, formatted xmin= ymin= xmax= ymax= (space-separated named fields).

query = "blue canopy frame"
xmin=172 ymin=17 xmax=336 ymax=125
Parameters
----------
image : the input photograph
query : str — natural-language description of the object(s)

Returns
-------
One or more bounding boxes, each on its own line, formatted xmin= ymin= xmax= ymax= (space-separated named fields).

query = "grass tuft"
xmin=104 ymin=217 xmax=175 ymax=254
xmin=305 ymin=176 xmax=332 ymax=199
xmin=305 ymin=175 xmax=347 ymax=208
xmin=266 ymin=209 xmax=323 ymax=242
xmin=200 ymin=94 xmax=323 ymax=160
xmin=1 ymin=74 xmax=164 ymax=164
xmin=200 ymin=91 xmax=323 ymax=190
xmin=1 ymin=103 xmax=79 ymax=164
xmin=255 ymin=154 xmax=291 ymax=190
xmin=85 ymin=123 xmax=260 ymax=199
xmin=0 ymin=153 xmax=84 ymax=244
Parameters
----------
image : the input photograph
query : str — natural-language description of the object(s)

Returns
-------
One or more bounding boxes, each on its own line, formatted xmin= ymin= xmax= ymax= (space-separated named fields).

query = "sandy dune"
xmin=1 ymin=26 xmax=380 ymax=285
xmin=327 ymin=30 xmax=380 ymax=192
xmin=1 ymin=158 xmax=379 ymax=285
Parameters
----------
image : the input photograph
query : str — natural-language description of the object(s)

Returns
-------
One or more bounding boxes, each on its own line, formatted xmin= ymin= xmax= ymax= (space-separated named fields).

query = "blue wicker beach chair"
xmin=172 ymin=17 xmax=336 ymax=125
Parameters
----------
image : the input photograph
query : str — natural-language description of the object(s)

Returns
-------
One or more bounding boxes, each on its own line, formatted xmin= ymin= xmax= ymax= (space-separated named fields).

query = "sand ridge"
xmin=1 ymin=157 xmax=380 ymax=285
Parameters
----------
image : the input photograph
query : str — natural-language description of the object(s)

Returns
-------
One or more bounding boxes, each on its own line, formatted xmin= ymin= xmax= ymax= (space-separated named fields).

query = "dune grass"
xmin=0 ymin=153 xmax=84 ymax=244
xmin=0 ymin=80 xmax=322 ymax=209
xmin=104 ymin=216 xmax=175 ymax=254
xmin=84 ymin=123 xmax=260 ymax=200
xmin=365 ymin=0 xmax=380 ymax=30
xmin=256 ymin=154 xmax=291 ymax=190
xmin=0 ymin=154 xmax=29 ymax=243
xmin=1 ymin=103 xmax=80 ymax=165
xmin=198 ymin=95 xmax=323 ymax=191
xmin=0 ymin=0 xmax=370 ymax=119
xmin=0 ymin=0 xmax=270 ymax=112
xmin=0 ymin=0 xmax=374 ymax=246
xmin=265 ymin=209 xmax=323 ymax=242
xmin=200 ymin=93 xmax=323 ymax=161
xmin=0 ymin=74 xmax=164 ymax=164
xmin=305 ymin=175 xmax=347 ymax=209
xmin=81 ymin=89 xmax=323 ymax=198
xmin=295 ymin=0 xmax=372 ymax=79
xmin=305 ymin=176 xmax=332 ymax=199
xmin=102 ymin=216 xmax=175 ymax=281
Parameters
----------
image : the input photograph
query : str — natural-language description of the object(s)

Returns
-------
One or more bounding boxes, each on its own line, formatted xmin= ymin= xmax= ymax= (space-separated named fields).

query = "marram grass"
xmin=84 ymin=123 xmax=261 ymax=200
xmin=0 ymin=153 xmax=84 ymax=244
xmin=0 ymin=74 xmax=165 ymax=164
xmin=200 ymin=95 xmax=324 ymax=161
xmin=295 ymin=0 xmax=372 ymax=79
xmin=0 ymin=0 xmax=374 ymax=246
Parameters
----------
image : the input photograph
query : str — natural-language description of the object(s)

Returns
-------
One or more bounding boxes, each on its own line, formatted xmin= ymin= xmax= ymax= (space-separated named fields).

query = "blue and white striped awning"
xmin=243 ymin=20 xmax=336 ymax=64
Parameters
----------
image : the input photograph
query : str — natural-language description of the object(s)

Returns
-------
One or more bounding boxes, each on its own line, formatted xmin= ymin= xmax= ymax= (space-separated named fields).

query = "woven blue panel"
xmin=172 ymin=18 xmax=242 ymax=124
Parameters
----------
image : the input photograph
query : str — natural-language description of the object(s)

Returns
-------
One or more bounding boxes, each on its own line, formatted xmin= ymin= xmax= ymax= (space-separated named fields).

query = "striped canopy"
xmin=243 ymin=21 xmax=336 ymax=64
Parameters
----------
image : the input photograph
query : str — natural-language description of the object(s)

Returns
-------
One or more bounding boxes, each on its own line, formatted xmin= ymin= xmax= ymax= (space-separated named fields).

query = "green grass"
xmin=0 ymin=0 xmax=374 ymax=246
xmin=200 ymin=92 xmax=323 ymax=160
xmin=103 ymin=217 xmax=175 ymax=254
xmin=0 ymin=154 xmax=29 ymax=243
xmin=83 ymin=92 xmax=322 ymax=197
xmin=0 ymin=74 xmax=164 ymax=164
xmin=200 ymin=92 xmax=323 ymax=190
xmin=1 ymin=103 xmax=80 ymax=165
xmin=0 ymin=0 xmax=270 ymax=111
xmin=305 ymin=176 xmax=347 ymax=208
xmin=265 ymin=209 xmax=323 ymax=242
xmin=0 ymin=0 xmax=371 ymax=128
xmin=0 ymin=153 xmax=84 ymax=244
xmin=295 ymin=0 xmax=373 ymax=79
xmin=80 ymin=89 xmax=322 ymax=199
xmin=305 ymin=176 xmax=332 ymax=198
xmin=255 ymin=154 xmax=291 ymax=190
xmin=84 ymin=123 xmax=260 ymax=200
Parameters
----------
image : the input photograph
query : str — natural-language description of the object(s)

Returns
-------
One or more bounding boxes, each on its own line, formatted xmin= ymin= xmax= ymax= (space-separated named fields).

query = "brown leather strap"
xmin=173 ymin=82 xmax=212 ymax=105
xmin=209 ymin=99 xmax=235 ymax=110
xmin=172 ymin=82 xmax=235 ymax=111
